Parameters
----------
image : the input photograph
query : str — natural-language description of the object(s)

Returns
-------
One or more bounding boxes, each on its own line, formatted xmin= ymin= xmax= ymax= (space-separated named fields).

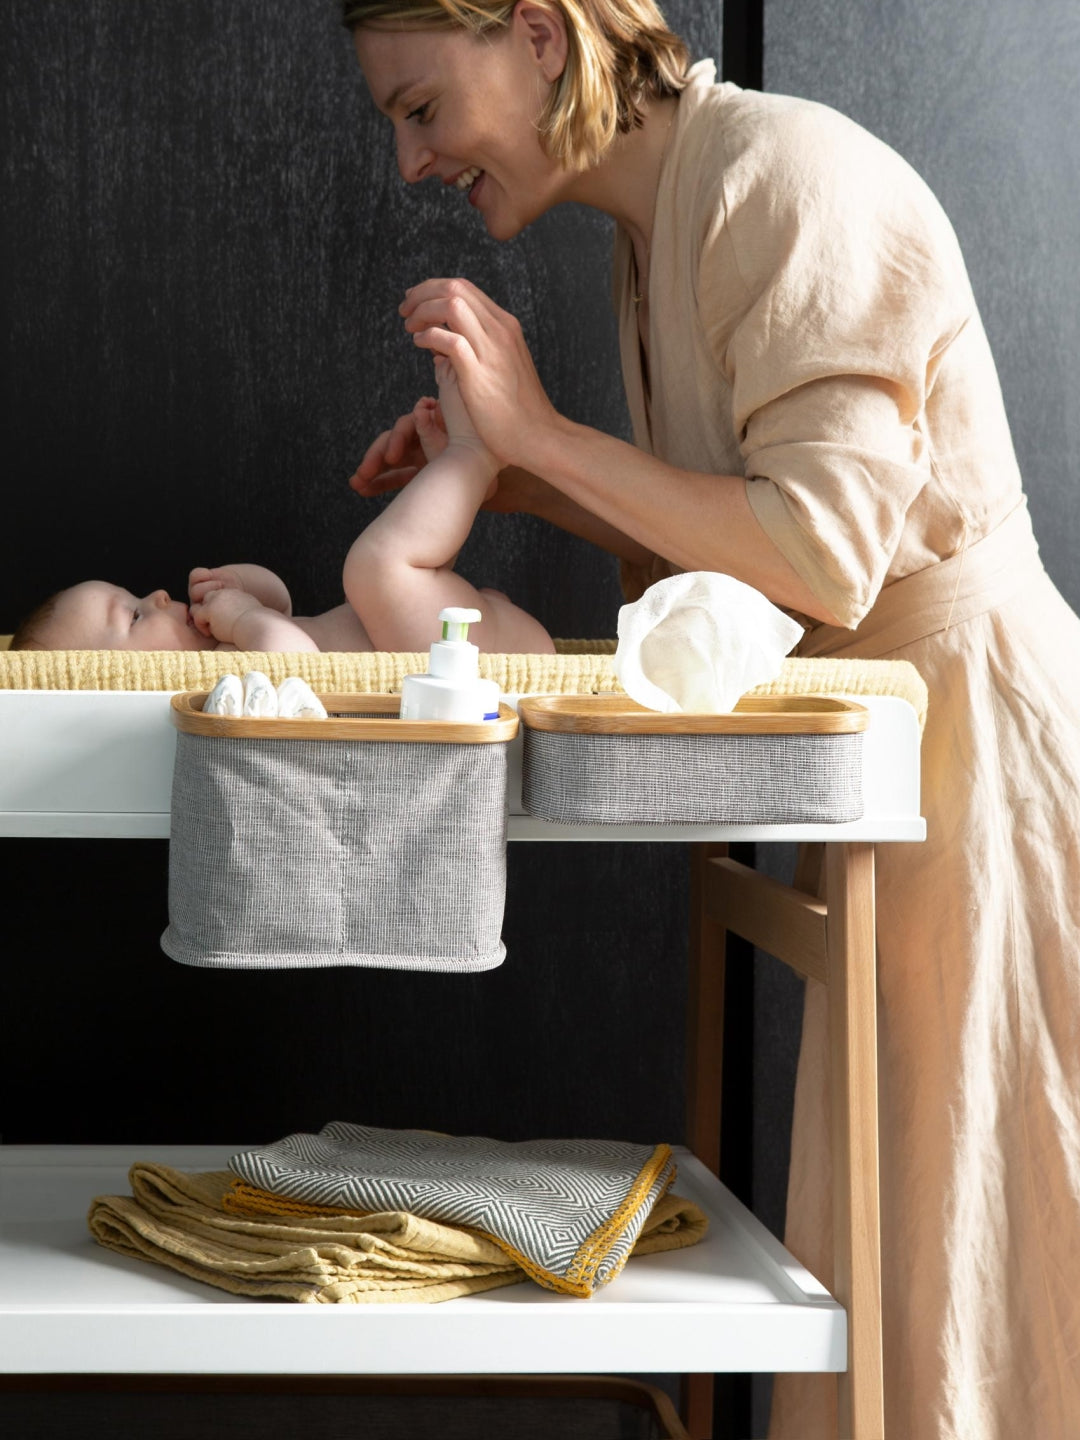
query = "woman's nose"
xmin=396 ymin=132 xmax=435 ymax=184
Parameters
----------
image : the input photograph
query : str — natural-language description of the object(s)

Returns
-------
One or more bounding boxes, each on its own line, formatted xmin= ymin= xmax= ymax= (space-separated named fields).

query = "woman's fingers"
xmin=400 ymin=276 xmax=504 ymax=328
xmin=405 ymin=294 xmax=492 ymax=363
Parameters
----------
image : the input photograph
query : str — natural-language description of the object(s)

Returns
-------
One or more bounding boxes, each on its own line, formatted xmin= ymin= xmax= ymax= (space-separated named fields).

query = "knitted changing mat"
xmin=0 ymin=641 xmax=927 ymax=727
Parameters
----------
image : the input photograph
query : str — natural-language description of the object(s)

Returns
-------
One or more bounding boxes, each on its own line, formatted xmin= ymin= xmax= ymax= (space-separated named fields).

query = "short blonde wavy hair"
xmin=342 ymin=0 xmax=690 ymax=171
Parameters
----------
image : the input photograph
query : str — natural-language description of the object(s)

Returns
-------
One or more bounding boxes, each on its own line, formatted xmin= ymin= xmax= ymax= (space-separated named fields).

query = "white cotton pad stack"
xmin=201 ymin=672 xmax=327 ymax=720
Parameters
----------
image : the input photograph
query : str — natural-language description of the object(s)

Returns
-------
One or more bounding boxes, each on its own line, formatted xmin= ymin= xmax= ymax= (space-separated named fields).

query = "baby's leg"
xmin=342 ymin=357 xmax=552 ymax=653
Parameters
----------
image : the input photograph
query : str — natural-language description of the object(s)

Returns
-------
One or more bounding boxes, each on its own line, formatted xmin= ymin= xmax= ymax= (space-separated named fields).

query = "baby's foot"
xmin=434 ymin=356 xmax=498 ymax=474
xmin=413 ymin=396 xmax=448 ymax=464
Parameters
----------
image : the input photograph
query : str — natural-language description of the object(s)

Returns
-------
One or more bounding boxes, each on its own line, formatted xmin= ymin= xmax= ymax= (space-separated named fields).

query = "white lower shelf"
xmin=0 ymin=1145 xmax=844 ymax=1376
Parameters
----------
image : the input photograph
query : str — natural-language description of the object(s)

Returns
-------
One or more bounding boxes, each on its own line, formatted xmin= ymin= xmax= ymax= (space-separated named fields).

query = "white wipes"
xmin=242 ymin=670 xmax=278 ymax=718
xmin=613 ymin=572 xmax=805 ymax=713
xmin=203 ymin=673 xmax=243 ymax=717
xmin=276 ymin=676 xmax=328 ymax=719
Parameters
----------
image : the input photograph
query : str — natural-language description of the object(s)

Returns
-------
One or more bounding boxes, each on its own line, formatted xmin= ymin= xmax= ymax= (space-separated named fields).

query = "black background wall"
xmin=3 ymin=2 xmax=1079 ymax=1437
xmin=1 ymin=0 xmax=720 ymax=1153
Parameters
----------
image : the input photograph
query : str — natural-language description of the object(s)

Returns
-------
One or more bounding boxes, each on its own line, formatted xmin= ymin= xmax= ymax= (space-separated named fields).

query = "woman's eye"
xmin=405 ymin=102 xmax=431 ymax=125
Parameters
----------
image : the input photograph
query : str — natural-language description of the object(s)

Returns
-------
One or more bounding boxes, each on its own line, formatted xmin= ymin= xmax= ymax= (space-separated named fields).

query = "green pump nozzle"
xmin=439 ymin=607 xmax=481 ymax=643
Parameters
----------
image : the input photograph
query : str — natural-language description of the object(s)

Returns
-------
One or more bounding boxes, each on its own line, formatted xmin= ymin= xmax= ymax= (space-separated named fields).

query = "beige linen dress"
xmin=616 ymin=60 xmax=1080 ymax=1438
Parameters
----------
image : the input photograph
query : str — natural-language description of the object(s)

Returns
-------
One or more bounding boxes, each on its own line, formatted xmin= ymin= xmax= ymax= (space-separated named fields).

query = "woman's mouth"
xmin=453 ymin=164 xmax=482 ymax=192
xmin=453 ymin=166 xmax=485 ymax=206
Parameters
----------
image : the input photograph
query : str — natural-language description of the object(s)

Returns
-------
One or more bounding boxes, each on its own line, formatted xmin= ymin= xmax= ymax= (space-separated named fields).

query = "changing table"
xmin=0 ymin=662 xmax=925 ymax=1440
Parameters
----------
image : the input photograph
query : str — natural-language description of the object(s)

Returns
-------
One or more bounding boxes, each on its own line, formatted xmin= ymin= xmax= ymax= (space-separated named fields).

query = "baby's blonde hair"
xmin=9 ymin=591 xmax=62 ymax=651
xmin=342 ymin=0 xmax=690 ymax=170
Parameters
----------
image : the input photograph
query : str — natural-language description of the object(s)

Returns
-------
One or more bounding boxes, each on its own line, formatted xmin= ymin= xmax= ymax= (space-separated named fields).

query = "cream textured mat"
xmin=0 ymin=640 xmax=927 ymax=726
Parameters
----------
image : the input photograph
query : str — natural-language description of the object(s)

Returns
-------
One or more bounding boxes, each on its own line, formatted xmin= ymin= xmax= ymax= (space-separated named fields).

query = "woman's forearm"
xmin=497 ymin=466 xmax=654 ymax=566
xmin=528 ymin=419 xmax=839 ymax=623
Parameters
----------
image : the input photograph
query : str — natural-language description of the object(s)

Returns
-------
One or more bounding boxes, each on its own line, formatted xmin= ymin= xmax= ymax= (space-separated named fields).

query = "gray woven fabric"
xmin=228 ymin=1120 xmax=676 ymax=1295
xmin=522 ymin=730 xmax=863 ymax=824
xmin=161 ymin=733 xmax=509 ymax=971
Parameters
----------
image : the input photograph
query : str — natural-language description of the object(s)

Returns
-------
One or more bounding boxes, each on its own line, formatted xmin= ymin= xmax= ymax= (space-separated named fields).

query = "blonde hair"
xmin=342 ymin=0 xmax=690 ymax=170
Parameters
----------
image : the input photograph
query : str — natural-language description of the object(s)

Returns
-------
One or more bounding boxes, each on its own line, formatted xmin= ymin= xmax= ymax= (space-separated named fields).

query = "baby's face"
xmin=45 ymin=581 xmax=215 ymax=650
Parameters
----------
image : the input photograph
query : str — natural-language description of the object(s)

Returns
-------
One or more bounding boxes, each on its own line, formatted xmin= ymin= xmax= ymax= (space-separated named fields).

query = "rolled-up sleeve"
xmin=700 ymin=101 xmax=972 ymax=628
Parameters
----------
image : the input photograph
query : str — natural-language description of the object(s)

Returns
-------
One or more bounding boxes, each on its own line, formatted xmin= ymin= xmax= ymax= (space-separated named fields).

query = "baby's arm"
xmin=189 ymin=565 xmax=293 ymax=616
xmin=344 ymin=360 xmax=553 ymax=654
xmin=191 ymin=587 xmax=318 ymax=652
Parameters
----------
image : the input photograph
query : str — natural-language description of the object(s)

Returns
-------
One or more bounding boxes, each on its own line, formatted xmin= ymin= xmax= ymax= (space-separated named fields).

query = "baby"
xmin=10 ymin=357 xmax=554 ymax=657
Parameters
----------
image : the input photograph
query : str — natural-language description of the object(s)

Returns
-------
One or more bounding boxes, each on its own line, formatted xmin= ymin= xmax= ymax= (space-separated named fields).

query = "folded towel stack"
xmin=225 ymin=1121 xmax=701 ymax=1297
xmin=87 ymin=1122 xmax=708 ymax=1303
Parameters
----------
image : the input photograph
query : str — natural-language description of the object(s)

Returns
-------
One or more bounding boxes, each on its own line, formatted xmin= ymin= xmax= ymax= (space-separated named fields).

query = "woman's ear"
xmin=513 ymin=2 xmax=568 ymax=83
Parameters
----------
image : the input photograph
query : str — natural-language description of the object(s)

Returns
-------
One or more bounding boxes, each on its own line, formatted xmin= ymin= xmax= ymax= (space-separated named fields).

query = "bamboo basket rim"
xmin=170 ymin=691 xmax=519 ymax=744
xmin=516 ymin=692 xmax=869 ymax=736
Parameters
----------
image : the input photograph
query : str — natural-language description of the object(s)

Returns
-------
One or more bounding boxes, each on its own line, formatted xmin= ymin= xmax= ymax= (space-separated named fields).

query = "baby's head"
xmin=10 ymin=581 xmax=215 ymax=651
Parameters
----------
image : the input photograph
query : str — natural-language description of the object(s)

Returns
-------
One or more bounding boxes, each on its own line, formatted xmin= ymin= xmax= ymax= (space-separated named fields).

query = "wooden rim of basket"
xmin=170 ymin=691 xmax=519 ymax=743
xmin=516 ymin=693 xmax=869 ymax=735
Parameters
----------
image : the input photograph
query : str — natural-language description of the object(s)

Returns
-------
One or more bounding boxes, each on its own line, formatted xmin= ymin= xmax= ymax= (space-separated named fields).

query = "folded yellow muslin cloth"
xmin=223 ymin=1121 xmax=700 ymax=1297
xmin=87 ymin=1157 xmax=707 ymax=1304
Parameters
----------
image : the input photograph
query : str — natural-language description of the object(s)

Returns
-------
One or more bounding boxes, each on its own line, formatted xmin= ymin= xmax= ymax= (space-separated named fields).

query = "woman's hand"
xmin=349 ymin=399 xmax=442 ymax=497
xmin=399 ymin=277 xmax=562 ymax=470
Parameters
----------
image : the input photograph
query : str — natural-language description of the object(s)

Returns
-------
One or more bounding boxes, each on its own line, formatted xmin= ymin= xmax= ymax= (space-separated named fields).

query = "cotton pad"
xmin=242 ymin=670 xmax=278 ymax=717
xmin=276 ymin=676 xmax=327 ymax=719
xmin=203 ymin=672 xmax=243 ymax=716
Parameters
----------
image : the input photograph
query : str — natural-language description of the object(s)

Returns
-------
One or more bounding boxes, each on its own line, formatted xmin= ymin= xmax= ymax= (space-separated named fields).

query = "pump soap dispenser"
xmin=399 ymin=607 xmax=500 ymax=723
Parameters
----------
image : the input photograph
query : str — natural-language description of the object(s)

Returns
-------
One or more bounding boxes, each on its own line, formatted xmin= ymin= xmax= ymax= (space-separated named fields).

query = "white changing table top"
xmin=0 ymin=689 xmax=924 ymax=842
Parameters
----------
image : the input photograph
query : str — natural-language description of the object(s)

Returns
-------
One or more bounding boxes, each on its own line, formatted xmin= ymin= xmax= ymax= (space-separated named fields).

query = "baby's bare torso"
xmin=293 ymin=604 xmax=374 ymax=653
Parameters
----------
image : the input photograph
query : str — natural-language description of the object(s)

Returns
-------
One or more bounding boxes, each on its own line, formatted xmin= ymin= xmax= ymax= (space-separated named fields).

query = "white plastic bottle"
xmin=399 ymin=608 xmax=500 ymax=722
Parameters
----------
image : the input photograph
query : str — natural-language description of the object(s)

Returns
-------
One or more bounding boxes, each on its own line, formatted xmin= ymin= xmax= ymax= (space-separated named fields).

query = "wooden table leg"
xmin=682 ymin=843 xmax=728 ymax=1439
xmin=680 ymin=1373 xmax=715 ymax=1439
xmin=687 ymin=842 xmax=728 ymax=1176
xmin=826 ymin=842 xmax=884 ymax=1439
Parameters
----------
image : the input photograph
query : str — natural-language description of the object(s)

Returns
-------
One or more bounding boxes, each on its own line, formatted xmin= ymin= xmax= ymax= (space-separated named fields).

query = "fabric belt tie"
xmin=798 ymin=500 xmax=1044 ymax=659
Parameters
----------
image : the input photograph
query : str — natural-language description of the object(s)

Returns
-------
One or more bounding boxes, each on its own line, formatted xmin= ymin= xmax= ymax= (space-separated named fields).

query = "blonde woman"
xmin=346 ymin=4 xmax=1080 ymax=1437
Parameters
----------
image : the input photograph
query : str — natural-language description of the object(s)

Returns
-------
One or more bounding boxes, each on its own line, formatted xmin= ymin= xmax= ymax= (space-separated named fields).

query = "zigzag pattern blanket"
xmin=226 ymin=1121 xmax=685 ymax=1296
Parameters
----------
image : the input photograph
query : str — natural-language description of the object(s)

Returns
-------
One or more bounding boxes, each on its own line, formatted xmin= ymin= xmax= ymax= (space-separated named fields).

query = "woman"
xmin=345 ymin=3 xmax=1080 ymax=1435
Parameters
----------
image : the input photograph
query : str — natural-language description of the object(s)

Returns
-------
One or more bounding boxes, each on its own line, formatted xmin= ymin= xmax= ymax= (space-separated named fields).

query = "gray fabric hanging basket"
xmin=160 ymin=694 xmax=517 ymax=972
xmin=519 ymin=695 xmax=867 ymax=825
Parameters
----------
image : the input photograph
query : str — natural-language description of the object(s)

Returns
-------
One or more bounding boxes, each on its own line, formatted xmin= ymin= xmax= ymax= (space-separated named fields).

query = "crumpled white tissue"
xmin=613 ymin=571 xmax=805 ymax=713
xmin=242 ymin=670 xmax=278 ymax=718
xmin=275 ymin=676 xmax=328 ymax=719
xmin=203 ymin=673 xmax=243 ymax=717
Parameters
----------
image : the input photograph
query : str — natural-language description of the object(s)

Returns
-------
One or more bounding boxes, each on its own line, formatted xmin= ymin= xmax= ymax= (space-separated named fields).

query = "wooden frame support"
xmin=686 ymin=841 xmax=884 ymax=1440
xmin=824 ymin=843 xmax=883 ymax=1440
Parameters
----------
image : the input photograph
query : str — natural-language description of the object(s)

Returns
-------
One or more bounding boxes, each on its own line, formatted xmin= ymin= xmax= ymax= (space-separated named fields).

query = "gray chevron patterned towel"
xmin=226 ymin=1121 xmax=688 ymax=1296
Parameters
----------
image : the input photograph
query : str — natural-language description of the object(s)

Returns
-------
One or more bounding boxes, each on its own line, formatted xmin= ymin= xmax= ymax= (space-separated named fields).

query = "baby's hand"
xmin=190 ymin=586 xmax=262 ymax=644
xmin=189 ymin=566 xmax=244 ymax=607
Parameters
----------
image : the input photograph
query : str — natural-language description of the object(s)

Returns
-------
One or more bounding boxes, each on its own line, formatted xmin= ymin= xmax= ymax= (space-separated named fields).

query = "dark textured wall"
xmin=1 ymin=1 xmax=723 ymax=1163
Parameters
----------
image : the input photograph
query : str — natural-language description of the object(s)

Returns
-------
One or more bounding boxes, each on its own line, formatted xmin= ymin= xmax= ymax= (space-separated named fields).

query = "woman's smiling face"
xmin=353 ymin=12 xmax=571 ymax=241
